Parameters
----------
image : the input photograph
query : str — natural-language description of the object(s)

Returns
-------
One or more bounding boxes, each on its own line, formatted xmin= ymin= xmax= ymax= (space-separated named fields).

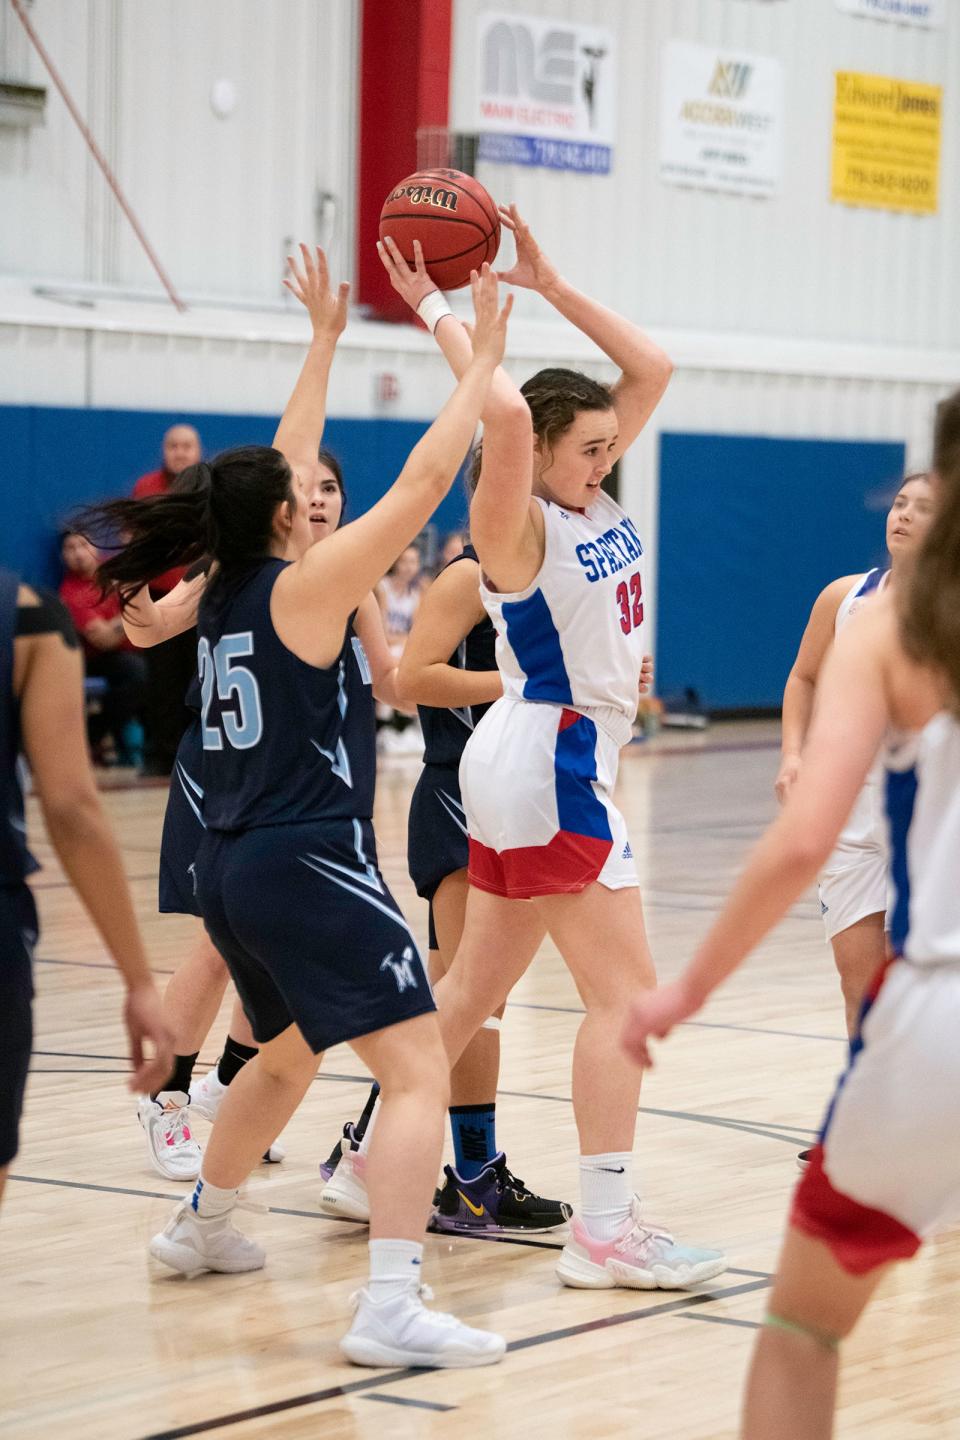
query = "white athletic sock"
xmin=368 ymin=1238 xmax=424 ymax=1301
xmin=358 ymin=1096 xmax=380 ymax=1158
xmin=579 ymin=1152 xmax=634 ymax=1240
xmin=190 ymin=1175 xmax=238 ymax=1218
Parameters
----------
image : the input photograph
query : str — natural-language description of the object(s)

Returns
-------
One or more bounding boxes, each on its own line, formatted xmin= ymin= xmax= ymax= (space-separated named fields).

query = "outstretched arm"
xmin=275 ymin=266 xmax=512 ymax=659
xmin=496 ymin=205 xmax=672 ymax=459
xmin=377 ymin=236 xmax=536 ymax=593
xmin=273 ymin=244 xmax=350 ymax=467
xmin=623 ymin=602 xmax=894 ymax=1067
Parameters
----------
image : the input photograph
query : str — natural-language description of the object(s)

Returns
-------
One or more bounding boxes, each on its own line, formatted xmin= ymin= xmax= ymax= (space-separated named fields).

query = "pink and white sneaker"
xmin=137 ymin=1090 xmax=202 ymax=1181
xmin=556 ymin=1196 xmax=727 ymax=1290
xmin=319 ymin=1147 xmax=369 ymax=1221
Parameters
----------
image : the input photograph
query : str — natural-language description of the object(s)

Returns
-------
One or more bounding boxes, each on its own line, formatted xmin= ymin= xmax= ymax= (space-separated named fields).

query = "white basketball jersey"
xmin=833 ymin=568 xmax=890 ymax=850
xmin=479 ymin=492 xmax=646 ymax=748
xmin=886 ymin=713 xmax=960 ymax=964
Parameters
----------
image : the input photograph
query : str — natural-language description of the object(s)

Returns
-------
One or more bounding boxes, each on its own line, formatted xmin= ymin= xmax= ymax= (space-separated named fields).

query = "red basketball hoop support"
xmin=357 ymin=0 xmax=453 ymax=322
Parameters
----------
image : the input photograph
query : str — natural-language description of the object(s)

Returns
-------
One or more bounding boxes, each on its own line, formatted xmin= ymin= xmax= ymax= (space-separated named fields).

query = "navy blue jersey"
xmin=197 ymin=559 xmax=376 ymax=831
xmin=420 ymin=546 xmax=497 ymax=768
xmin=0 ymin=571 xmax=37 ymax=887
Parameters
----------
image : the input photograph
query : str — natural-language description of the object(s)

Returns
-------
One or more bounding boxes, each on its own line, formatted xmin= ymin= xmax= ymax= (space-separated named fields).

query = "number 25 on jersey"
xmin=198 ymin=633 xmax=264 ymax=750
xmin=616 ymin=572 xmax=644 ymax=635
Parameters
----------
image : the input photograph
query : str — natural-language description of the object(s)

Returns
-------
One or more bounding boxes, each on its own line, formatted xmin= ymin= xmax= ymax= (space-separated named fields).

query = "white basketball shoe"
xmin=137 ymin=1091 xmax=202 ymax=1181
xmin=149 ymin=1198 xmax=266 ymax=1277
xmin=556 ymin=1196 xmax=727 ymax=1290
xmin=319 ymin=1147 xmax=370 ymax=1221
xmin=341 ymin=1283 xmax=506 ymax=1369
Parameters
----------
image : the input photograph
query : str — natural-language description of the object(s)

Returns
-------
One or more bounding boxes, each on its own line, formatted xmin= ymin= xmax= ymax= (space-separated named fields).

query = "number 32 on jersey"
xmin=615 ymin=572 xmax=644 ymax=635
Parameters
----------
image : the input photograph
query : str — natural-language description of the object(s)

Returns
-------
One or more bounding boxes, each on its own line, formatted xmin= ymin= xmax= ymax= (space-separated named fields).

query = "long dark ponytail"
xmin=73 ymin=445 xmax=294 ymax=608
xmin=900 ymin=389 xmax=960 ymax=711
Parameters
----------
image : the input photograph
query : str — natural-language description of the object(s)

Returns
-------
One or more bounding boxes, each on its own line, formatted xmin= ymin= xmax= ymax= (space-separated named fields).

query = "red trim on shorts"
xmin=558 ymin=707 xmax=580 ymax=733
xmin=468 ymin=830 xmax=613 ymax=899
xmin=791 ymin=1145 xmax=921 ymax=1276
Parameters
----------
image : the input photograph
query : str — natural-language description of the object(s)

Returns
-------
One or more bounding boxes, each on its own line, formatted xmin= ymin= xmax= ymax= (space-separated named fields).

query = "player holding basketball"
xmin=82 ymin=264 xmax=512 ymax=1370
xmin=320 ymin=536 xmax=572 ymax=1234
xmin=623 ymin=392 xmax=960 ymax=1440
xmin=776 ymin=473 xmax=937 ymax=1044
xmin=376 ymin=208 xmax=726 ymax=1289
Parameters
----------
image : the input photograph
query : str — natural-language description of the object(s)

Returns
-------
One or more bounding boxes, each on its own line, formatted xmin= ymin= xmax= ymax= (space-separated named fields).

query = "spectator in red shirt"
xmin=59 ymin=531 xmax=147 ymax=764
xmin=132 ymin=424 xmax=203 ymax=774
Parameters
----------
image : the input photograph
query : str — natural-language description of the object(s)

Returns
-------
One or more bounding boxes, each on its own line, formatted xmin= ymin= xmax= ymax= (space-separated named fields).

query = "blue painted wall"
xmin=0 ymin=404 xmax=470 ymax=589
xmin=656 ymin=433 xmax=907 ymax=711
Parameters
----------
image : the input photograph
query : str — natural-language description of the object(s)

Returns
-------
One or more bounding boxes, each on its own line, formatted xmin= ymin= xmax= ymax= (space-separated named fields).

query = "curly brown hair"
xmin=470 ymin=366 xmax=614 ymax=487
xmin=900 ymin=390 xmax=960 ymax=711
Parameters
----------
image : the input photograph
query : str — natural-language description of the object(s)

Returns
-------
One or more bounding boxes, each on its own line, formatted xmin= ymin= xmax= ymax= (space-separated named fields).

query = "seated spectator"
xmin=132 ymin=425 xmax=203 ymax=775
xmin=59 ymin=531 xmax=147 ymax=766
xmin=377 ymin=544 xmax=425 ymax=654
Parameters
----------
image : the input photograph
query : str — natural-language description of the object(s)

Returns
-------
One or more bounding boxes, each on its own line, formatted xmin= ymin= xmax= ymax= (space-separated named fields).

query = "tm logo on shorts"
xmin=380 ymin=946 xmax=419 ymax=993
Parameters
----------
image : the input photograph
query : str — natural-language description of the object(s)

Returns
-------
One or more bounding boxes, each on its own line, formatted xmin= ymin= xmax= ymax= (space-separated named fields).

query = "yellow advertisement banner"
xmin=831 ymin=72 xmax=941 ymax=215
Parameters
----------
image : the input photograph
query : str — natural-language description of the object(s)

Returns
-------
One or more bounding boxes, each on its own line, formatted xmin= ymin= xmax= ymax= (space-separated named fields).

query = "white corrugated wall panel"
xmin=451 ymin=0 xmax=960 ymax=348
xmin=0 ymin=0 xmax=358 ymax=299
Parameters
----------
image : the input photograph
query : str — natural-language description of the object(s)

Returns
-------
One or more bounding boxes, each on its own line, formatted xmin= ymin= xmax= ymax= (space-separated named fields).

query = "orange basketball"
xmin=379 ymin=169 xmax=501 ymax=291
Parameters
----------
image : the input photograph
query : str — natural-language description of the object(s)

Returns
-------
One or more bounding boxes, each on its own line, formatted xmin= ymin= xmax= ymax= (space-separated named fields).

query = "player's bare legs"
xmin=351 ymin=1015 xmax=450 ymax=1239
xmin=830 ymin=912 xmax=886 ymax=1037
xmin=162 ymin=928 xmax=230 ymax=1053
xmin=534 ymin=884 xmax=655 ymax=1153
xmin=742 ymin=1228 xmax=887 ymax=1440
xmin=199 ymin=1023 xmax=319 ymax=1186
xmin=435 ymin=887 xmax=546 ymax=1066
xmin=431 ymin=870 xmax=501 ymax=1103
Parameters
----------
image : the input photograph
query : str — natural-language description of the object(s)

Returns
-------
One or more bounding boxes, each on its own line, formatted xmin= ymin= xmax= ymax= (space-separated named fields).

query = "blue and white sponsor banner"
xmin=475 ymin=11 xmax=616 ymax=175
xmin=659 ymin=41 xmax=784 ymax=198
xmin=835 ymin=0 xmax=945 ymax=26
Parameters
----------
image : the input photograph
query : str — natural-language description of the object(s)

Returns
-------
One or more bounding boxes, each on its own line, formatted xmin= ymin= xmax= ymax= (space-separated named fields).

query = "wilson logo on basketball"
xmin=385 ymin=184 xmax=459 ymax=211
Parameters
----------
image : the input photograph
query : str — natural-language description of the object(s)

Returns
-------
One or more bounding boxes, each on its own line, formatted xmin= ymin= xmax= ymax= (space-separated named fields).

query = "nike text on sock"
xmin=450 ymin=1103 xmax=497 ymax=1181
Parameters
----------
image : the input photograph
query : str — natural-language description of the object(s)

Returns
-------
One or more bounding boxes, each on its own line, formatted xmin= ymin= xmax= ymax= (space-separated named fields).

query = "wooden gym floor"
xmin=3 ymin=720 xmax=958 ymax=1439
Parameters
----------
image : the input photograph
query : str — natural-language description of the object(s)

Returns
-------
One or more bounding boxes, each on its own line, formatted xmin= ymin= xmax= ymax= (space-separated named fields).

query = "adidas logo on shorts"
xmin=621 ymin=842 xmax=633 ymax=861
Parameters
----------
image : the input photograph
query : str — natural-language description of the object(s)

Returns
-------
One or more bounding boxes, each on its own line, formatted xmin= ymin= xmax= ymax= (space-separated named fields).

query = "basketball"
xmin=379 ymin=168 xmax=500 ymax=290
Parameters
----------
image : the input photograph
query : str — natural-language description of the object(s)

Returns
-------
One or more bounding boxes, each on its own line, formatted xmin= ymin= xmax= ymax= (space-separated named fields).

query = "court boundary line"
xmin=133 ymin=1278 xmax=771 ymax=1440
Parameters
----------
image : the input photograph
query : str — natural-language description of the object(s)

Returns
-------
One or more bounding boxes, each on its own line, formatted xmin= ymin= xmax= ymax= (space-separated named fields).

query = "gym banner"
xmin=474 ymin=12 xmax=616 ymax=175
xmin=835 ymin=0 xmax=945 ymax=26
xmin=659 ymin=41 xmax=784 ymax=197
xmin=831 ymin=72 xmax=942 ymax=215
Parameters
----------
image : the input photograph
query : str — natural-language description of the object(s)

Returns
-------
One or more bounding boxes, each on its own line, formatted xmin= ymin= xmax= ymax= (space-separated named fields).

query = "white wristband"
xmin=416 ymin=290 xmax=453 ymax=335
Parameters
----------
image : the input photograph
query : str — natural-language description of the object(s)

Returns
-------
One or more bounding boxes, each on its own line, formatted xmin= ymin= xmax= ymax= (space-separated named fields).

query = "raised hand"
xmin=620 ymin=978 xmax=703 ymax=1069
xmin=468 ymin=264 xmax=513 ymax=368
xmin=494 ymin=204 xmax=561 ymax=294
xmin=283 ymin=243 xmax=350 ymax=342
xmin=377 ymin=236 xmax=439 ymax=311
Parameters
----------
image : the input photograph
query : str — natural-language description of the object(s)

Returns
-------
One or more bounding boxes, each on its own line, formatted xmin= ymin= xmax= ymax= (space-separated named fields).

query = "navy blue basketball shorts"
xmin=159 ymin=720 xmax=204 ymax=917
xmin=408 ymin=763 xmax=470 ymax=903
xmin=193 ymin=818 xmax=436 ymax=1054
xmin=0 ymin=884 xmax=38 ymax=1167
xmin=408 ymin=764 xmax=470 ymax=952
